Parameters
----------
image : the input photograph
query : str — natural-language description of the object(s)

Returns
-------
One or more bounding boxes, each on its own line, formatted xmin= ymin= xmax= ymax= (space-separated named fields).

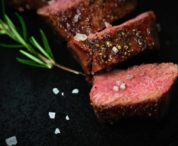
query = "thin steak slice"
xmin=69 ymin=11 xmax=159 ymax=74
xmin=9 ymin=0 xmax=52 ymax=11
xmin=37 ymin=0 xmax=137 ymax=40
xmin=90 ymin=63 xmax=178 ymax=122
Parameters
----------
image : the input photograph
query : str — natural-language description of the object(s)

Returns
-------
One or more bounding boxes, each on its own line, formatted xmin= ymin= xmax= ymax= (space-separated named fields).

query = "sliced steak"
xmin=69 ymin=11 xmax=159 ymax=74
xmin=90 ymin=63 xmax=178 ymax=122
xmin=38 ymin=0 xmax=137 ymax=40
xmin=9 ymin=0 xmax=52 ymax=11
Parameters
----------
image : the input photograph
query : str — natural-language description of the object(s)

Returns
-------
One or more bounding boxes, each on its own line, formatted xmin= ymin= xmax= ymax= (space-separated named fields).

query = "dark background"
xmin=1 ymin=0 xmax=178 ymax=146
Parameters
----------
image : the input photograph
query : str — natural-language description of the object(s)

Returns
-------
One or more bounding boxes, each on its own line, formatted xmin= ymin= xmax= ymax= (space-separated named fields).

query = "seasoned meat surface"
xmin=69 ymin=11 xmax=159 ymax=74
xmin=38 ymin=0 xmax=137 ymax=40
xmin=90 ymin=63 xmax=178 ymax=122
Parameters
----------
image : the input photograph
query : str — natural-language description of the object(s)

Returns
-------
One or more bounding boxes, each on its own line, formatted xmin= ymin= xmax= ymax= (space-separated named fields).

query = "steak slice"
xmin=37 ymin=0 xmax=137 ymax=40
xmin=90 ymin=63 xmax=178 ymax=122
xmin=69 ymin=11 xmax=159 ymax=74
xmin=9 ymin=0 xmax=52 ymax=11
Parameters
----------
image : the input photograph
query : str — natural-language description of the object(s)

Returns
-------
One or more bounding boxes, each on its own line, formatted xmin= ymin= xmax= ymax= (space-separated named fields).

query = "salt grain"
xmin=73 ymin=13 xmax=80 ymax=23
xmin=112 ymin=46 xmax=119 ymax=54
xmin=66 ymin=23 xmax=70 ymax=29
xmin=104 ymin=22 xmax=111 ymax=28
xmin=74 ymin=33 xmax=87 ymax=41
xmin=54 ymin=128 xmax=61 ymax=135
xmin=146 ymin=28 xmax=151 ymax=35
xmin=120 ymin=83 xmax=126 ymax=90
xmin=48 ymin=112 xmax=56 ymax=119
xmin=65 ymin=115 xmax=70 ymax=121
xmin=72 ymin=89 xmax=79 ymax=94
xmin=52 ymin=88 xmax=60 ymax=95
xmin=113 ymin=85 xmax=119 ymax=91
xmin=5 ymin=136 xmax=17 ymax=146
xmin=61 ymin=92 xmax=64 ymax=96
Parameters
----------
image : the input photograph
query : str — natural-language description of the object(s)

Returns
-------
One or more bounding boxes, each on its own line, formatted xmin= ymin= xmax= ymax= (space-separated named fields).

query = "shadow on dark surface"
xmin=1 ymin=0 xmax=178 ymax=146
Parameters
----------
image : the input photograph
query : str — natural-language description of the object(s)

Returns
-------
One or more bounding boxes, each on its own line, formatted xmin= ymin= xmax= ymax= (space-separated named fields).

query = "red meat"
xmin=69 ymin=11 xmax=159 ymax=74
xmin=90 ymin=63 xmax=178 ymax=122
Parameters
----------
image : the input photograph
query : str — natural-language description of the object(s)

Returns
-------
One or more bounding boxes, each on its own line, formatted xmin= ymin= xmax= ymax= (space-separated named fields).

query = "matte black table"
xmin=1 ymin=0 xmax=178 ymax=145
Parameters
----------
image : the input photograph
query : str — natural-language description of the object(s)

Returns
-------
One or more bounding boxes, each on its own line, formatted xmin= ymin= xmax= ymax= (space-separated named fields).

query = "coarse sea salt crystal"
xmin=113 ymin=85 xmax=119 ymax=91
xmin=65 ymin=115 xmax=70 ymax=121
xmin=104 ymin=22 xmax=111 ymax=28
xmin=66 ymin=23 xmax=70 ymax=29
xmin=54 ymin=128 xmax=61 ymax=135
xmin=72 ymin=89 xmax=79 ymax=94
xmin=112 ymin=46 xmax=119 ymax=54
xmin=48 ymin=112 xmax=56 ymax=119
xmin=74 ymin=33 xmax=87 ymax=41
xmin=5 ymin=136 xmax=17 ymax=146
xmin=120 ymin=82 xmax=126 ymax=90
xmin=73 ymin=14 xmax=80 ymax=23
xmin=52 ymin=88 xmax=60 ymax=95
xmin=61 ymin=92 xmax=64 ymax=96
xmin=114 ymin=81 xmax=127 ymax=91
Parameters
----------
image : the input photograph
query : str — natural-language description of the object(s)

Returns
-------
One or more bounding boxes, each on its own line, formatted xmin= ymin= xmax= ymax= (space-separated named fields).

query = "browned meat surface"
xmin=9 ymin=0 xmax=52 ymax=11
xmin=38 ymin=0 xmax=137 ymax=40
xmin=90 ymin=63 xmax=178 ymax=123
xmin=69 ymin=11 xmax=159 ymax=74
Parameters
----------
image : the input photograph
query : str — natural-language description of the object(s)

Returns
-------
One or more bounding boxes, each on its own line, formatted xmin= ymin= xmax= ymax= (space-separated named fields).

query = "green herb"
xmin=0 ymin=4 xmax=85 ymax=76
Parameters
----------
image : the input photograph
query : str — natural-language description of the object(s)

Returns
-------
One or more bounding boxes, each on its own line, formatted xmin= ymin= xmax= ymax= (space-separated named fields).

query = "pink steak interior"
xmin=90 ymin=63 xmax=178 ymax=107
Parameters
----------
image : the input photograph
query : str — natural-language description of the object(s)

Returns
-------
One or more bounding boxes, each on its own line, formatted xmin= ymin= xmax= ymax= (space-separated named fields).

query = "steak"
xmin=69 ymin=11 xmax=159 ymax=75
xmin=90 ymin=63 xmax=178 ymax=122
xmin=9 ymin=0 xmax=52 ymax=11
xmin=37 ymin=0 xmax=137 ymax=40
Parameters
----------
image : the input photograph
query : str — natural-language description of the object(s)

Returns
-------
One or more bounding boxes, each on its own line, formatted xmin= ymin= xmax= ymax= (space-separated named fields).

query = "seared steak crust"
xmin=90 ymin=63 xmax=178 ymax=122
xmin=38 ymin=0 xmax=137 ymax=40
xmin=93 ymin=92 xmax=170 ymax=123
xmin=69 ymin=11 xmax=159 ymax=74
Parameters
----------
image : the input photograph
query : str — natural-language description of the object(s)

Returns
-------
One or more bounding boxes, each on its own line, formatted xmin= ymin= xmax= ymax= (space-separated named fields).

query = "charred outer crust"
xmin=90 ymin=12 xmax=159 ymax=73
xmin=69 ymin=11 xmax=159 ymax=75
xmin=91 ymin=91 xmax=171 ymax=123
xmin=38 ymin=0 xmax=137 ymax=40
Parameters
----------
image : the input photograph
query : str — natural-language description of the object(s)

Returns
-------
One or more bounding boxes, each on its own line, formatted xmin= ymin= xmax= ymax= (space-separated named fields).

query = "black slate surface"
xmin=1 ymin=0 xmax=178 ymax=146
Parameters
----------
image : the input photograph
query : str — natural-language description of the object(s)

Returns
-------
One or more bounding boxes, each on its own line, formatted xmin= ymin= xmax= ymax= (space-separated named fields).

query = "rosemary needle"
xmin=0 ymin=13 xmax=85 ymax=76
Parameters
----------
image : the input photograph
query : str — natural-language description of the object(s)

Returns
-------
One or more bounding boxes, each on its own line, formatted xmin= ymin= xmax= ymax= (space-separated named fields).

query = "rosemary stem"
xmin=0 ymin=12 xmax=86 ymax=77
xmin=54 ymin=63 xmax=86 ymax=76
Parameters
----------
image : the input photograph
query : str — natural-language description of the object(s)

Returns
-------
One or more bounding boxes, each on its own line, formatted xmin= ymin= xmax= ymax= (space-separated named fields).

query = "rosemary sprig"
xmin=0 ymin=14 xmax=85 ymax=76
